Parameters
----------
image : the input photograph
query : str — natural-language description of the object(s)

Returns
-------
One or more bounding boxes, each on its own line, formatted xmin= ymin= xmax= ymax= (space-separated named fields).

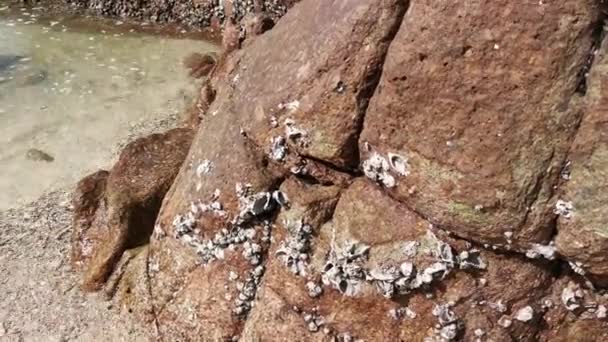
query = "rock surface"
xmin=70 ymin=0 xmax=608 ymax=340
xmin=556 ymin=37 xmax=608 ymax=285
xmin=359 ymin=0 xmax=601 ymax=249
xmin=72 ymin=127 xmax=194 ymax=291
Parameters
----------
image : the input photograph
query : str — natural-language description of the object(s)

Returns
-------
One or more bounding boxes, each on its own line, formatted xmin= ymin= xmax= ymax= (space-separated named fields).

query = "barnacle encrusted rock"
xmin=244 ymin=179 xmax=557 ymax=341
xmin=555 ymin=38 xmax=608 ymax=286
xmin=359 ymin=0 xmax=602 ymax=248
xmin=224 ymin=0 xmax=408 ymax=169
xmin=71 ymin=128 xmax=194 ymax=291
xmin=69 ymin=0 xmax=608 ymax=339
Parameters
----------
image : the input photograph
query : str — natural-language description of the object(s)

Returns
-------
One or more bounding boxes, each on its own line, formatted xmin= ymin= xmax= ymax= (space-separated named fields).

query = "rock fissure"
xmin=575 ymin=4 xmax=608 ymax=95
xmin=350 ymin=0 xmax=411 ymax=169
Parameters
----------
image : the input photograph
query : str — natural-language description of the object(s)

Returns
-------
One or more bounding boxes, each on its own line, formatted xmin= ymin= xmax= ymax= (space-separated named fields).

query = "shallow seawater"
xmin=0 ymin=5 xmax=219 ymax=210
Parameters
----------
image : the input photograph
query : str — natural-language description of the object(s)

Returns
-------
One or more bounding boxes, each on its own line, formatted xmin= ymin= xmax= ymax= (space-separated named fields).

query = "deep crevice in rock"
xmin=348 ymin=1 xmax=411 ymax=170
xmin=575 ymin=3 xmax=607 ymax=95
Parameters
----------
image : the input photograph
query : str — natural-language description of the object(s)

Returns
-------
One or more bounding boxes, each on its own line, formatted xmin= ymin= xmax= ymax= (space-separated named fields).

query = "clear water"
xmin=0 ymin=5 xmax=219 ymax=210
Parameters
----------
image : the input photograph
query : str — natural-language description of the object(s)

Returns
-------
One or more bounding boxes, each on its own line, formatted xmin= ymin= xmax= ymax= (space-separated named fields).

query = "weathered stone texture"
xmin=556 ymin=37 xmax=608 ymax=285
xmin=71 ymin=128 xmax=194 ymax=291
xmin=359 ymin=0 xmax=601 ymax=248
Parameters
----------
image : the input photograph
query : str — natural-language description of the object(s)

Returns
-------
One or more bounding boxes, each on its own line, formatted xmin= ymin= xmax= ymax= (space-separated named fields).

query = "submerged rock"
xmin=26 ymin=148 xmax=54 ymax=162
xmin=0 ymin=54 xmax=24 ymax=73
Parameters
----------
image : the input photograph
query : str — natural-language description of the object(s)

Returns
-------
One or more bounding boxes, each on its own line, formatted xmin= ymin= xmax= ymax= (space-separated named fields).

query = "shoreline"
xmin=0 ymin=111 xmax=184 ymax=341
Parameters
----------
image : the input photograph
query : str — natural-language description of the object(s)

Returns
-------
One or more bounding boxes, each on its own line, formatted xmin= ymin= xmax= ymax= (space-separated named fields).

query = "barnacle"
xmin=362 ymin=153 xmax=395 ymax=188
xmin=554 ymin=199 xmax=574 ymax=219
xmin=302 ymin=308 xmax=325 ymax=332
xmin=276 ymin=219 xmax=313 ymax=276
xmin=269 ymin=136 xmax=287 ymax=161
xmin=561 ymin=283 xmax=583 ymax=311
xmin=306 ymin=281 xmax=323 ymax=298
xmin=457 ymin=249 xmax=487 ymax=270
xmin=388 ymin=152 xmax=410 ymax=176
xmin=403 ymin=240 xmax=419 ymax=258
xmin=525 ymin=243 xmax=557 ymax=260
xmin=514 ymin=306 xmax=534 ymax=322
xmin=321 ymin=240 xmax=370 ymax=296
xmin=432 ymin=303 xmax=460 ymax=341
xmin=196 ymin=159 xmax=214 ymax=177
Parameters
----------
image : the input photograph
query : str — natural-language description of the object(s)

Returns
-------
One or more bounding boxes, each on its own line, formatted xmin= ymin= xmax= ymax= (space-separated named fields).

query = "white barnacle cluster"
xmin=367 ymin=232 xmax=485 ymax=299
xmin=431 ymin=303 xmax=461 ymax=341
xmin=367 ymin=263 xmax=416 ymax=298
xmin=234 ymin=182 xmax=289 ymax=225
xmin=388 ymin=306 xmax=417 ymax=321
xmin=525 ymin=242 xmax=557 ymax=260
xmin=173 ymin=213 xmax=197 ymax=238
xmin=561 ymin=282 xmax=584 ymax=311
xmin=569 ymin=261 xmax=586 ymax=276
xmin=333 ymin=332 xmax=365 ymax=342
xmin=284 ymin=118 xmax=309 ymax=146
xmin=362 ymin=152 xmax=393 ymax=188
xmin=306 ymin=281 xmax=323 ymax=298
xmin=275 ymin=219 xmax=313 ymax=276
xmin=302 ymin=307 xmax=325 ymax=332
xmin=321 ymin=240 xmax=370 ymax=296
xmin=233 ymin=265 xmax=265 ymax=317
xmin=267 ymin=112 xmax=309 ymax=162
xmin=171 ymin=184 xmax=283 ymax=265
xmin=514 ymin=305 xmax=534 ymax=322
xmin=362 ymin=147 xmax=410 ymax=188
xmin=196 ymin=159 xmax=214 ymax=177
xmin=191 ymin=189 xmax=226 ymax=218
xmin=554 ymin=199 xmax=574 ymax=219
xmin=457 ymin=249 xmax=487 ymax=270
xmin=269 ymin=136 xmax=287 ymax=161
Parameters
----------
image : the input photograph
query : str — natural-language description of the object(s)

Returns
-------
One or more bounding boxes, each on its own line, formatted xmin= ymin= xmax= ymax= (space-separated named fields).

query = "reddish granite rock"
xmin=556 ymin=38 xmax=608 ymax=285
xmin=228 ymin=0 xmax=407 ymax=169
xmin=70 ymin=0 xmax=608 ymax=340
xmin=244 ymin=179 xmax=555 ymax=341
xmin=359 ymin=0 xmax=601 ymax=248
xmin=71 ymin=170 xmax=110 ymax=271
xmin=71 ymin=128 xmax=194 ymax=291
xmin=539 ymin=276 xmax=608 ymax=341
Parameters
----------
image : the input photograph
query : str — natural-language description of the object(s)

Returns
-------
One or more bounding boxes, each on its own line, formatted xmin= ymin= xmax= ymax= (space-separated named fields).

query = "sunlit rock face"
xmin=71 ymin=0 xmax=608 ymax=340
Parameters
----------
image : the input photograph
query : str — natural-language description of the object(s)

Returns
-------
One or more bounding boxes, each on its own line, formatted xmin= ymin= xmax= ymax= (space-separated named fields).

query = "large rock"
xmin=71 ymin=128 xmax=194 ymax=291
xmin=69 ymin=0 xmax=608 ymax=340
xmin=230 ymin=0 xmax=407 ymax=169
xmin=141 ymin=0 xmax=406 ymax=338
xmin=359 ymin=0 xmax=601 ymax=248
xmin=556 ymin=38 xmax=608 ymax=285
